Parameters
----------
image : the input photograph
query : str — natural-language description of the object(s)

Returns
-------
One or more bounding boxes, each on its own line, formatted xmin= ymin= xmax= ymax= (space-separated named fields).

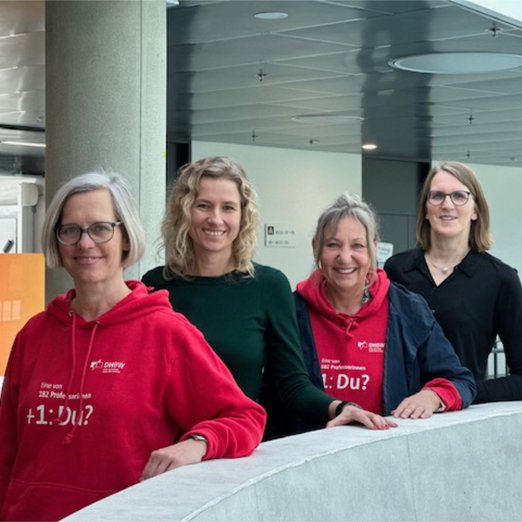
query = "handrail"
xmin=65 ymin=402 xmax=522 ymax=522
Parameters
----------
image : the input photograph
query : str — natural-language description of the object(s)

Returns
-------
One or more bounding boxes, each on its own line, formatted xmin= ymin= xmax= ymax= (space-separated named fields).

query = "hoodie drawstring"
xmin=50 ymin=312 xmax=78 ymax=427
xmin=52 ymin=312 xmax=99 ymax=446
xmin=343 ymin=317 xmax=358 ymax=340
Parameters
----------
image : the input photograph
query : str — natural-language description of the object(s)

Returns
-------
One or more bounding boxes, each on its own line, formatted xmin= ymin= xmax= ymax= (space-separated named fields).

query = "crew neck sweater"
xmin=142 ymin=263 xmax=333 ymax=424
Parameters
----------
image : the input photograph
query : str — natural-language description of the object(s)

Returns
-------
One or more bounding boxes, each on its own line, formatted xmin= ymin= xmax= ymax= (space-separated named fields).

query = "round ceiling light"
xmin=389 ymin=52 xmax=522 ymax=74
xmin=362 ymin=143 xmax=377 ymax=151
xmin=254 ymin=11 xmax=288 ymax=20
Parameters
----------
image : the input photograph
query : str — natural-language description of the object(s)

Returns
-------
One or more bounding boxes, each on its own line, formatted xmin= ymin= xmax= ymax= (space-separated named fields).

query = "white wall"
xmin=460 ymin=162 xmax=522 ymax=276
xmin=0 ymin=177 xmax=44 ymax=254
xmin=454 ymin=0 xmax=522 ymax=27
xmin=192 ymin=141 xmax=361 ymax=288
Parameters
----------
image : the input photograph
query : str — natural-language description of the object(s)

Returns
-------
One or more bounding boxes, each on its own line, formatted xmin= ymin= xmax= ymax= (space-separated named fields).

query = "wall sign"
xmin=264 ymin=223 xmax=296 ymax=248
xmin=377 ymin=242 xmax=394 ymax=267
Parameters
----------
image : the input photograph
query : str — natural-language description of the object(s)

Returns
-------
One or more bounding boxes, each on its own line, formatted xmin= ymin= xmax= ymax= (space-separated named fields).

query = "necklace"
xmin=425 ymin=256 xmax=450 ymax=274
xmin=324 ymin=280 xmax=371 ymax=315
xmin=425 ymin=249 xmax=470 ymax=277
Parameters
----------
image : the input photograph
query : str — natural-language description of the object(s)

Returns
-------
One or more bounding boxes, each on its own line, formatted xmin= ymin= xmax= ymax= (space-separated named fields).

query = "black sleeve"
xmin=475 ymin=266 xmax=522 ymax=402
xmin=384 ymin=256 xmax=406 ymax=285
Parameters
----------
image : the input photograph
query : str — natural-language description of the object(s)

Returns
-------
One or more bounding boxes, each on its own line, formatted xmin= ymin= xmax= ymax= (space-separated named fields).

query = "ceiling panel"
xmin=169 ymin=35 xmax=349 ymax=71
xmin=0 ymin=0 xmax=43 ymax=34
xmin=166 ymin=0 xmax=522 ymax=166
xmin=0 ymin=0 xmax=44 ymax=174
xmin=3 ymin=0 xmax=522 ymax=174
xmin=279 ymin=4 xmax=518 ymax=47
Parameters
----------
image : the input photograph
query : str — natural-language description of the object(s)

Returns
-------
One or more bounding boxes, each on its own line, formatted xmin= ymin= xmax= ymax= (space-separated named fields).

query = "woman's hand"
xmin=139 ymin=437 xmax=207 ymax=481
xmin=391 ymin=389 xmax=442 ymax=419
xmin=327 ymin=403 xmax=397 ymax=430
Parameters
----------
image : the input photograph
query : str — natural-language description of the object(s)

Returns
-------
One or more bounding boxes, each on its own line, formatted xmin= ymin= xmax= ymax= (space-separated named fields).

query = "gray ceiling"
xmin=3 ymin=0 xmax=522 ymax=176
xmin=167 ymin=0 xmax=522 ymax=167
xmin=0 ymin=1 xmax=44 ymax=174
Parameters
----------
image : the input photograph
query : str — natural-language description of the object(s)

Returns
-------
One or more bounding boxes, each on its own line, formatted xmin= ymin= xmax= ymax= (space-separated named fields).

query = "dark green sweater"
xmin=142 ymin=263 xmax=332 ymax=425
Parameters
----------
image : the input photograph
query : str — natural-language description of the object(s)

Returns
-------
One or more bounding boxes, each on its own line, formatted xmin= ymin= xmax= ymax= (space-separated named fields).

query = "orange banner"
xmin=0 ymin=254 xmax=45 ymax=375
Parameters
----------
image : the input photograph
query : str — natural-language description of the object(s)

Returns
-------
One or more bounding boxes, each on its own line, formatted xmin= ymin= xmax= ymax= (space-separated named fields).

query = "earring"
xmin=361 ymin=277 xmax=371 ymax=305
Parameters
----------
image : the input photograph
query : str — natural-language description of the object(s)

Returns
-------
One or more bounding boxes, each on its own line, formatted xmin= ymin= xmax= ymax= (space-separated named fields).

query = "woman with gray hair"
xmin=292 ymin=193 xmax=475 ymax=431
xmin=0 ymin=170 xmax=265 ymax=521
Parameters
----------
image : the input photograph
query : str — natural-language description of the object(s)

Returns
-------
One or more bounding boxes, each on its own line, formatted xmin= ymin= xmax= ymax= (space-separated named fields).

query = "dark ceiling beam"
xmin=0 ymin=124 xmax=45 ymax=133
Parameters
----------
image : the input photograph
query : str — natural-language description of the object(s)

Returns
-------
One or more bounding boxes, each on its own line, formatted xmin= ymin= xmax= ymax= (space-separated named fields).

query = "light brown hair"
xmin=417 ymin=161 xmax=492 ymax=252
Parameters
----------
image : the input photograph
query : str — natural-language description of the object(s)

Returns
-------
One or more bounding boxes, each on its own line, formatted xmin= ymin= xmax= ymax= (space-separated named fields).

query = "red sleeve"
xmin=424 ymin=377 xmax=462 ymax=411
xmin=166 ymin=319 xmax=266 ymax=460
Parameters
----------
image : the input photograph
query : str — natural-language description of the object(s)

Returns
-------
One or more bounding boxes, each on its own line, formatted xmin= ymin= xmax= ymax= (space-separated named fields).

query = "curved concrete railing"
xmin=65 ymin=402 xmax=522 ymax=521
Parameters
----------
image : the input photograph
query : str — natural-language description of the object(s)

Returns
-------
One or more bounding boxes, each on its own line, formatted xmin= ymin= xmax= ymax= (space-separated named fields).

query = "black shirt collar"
xmin=410 ymin=247 xmax=480 ymax=278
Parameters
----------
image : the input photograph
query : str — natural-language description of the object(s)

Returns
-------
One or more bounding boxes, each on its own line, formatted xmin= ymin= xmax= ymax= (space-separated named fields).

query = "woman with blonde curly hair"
xmin=143 ymin=156 xmax=389 ymax=437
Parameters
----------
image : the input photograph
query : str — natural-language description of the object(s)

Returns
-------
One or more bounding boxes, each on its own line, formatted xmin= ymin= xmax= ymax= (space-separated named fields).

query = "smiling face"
xmin=58 ymin=189 xmax=128 ymax=291
xmin=189 ymin=176 xmax=242 ymax=265
xmin=318 ymin=216 xmax=372 ymax=301
xmin=426 ymin=170 xmax=477 ymax=243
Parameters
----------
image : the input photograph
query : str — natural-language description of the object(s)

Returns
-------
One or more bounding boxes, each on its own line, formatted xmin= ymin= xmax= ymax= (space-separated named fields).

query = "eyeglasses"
xmin=427 ymin=190 xmax=472 ymax=206
xmin=56 ymin=221 xmax=122 ymax=245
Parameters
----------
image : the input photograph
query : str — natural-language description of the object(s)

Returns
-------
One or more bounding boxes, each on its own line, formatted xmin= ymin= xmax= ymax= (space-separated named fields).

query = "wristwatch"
xmin=188 ymin=433 xmax=208 ymax=444
xmin=335 ymin=401 xmax=362 ymax=417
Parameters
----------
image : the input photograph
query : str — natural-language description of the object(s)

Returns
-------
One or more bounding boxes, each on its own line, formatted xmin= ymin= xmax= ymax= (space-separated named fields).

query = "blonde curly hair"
xmin=161 ymin=156 xmax=258 ymax=278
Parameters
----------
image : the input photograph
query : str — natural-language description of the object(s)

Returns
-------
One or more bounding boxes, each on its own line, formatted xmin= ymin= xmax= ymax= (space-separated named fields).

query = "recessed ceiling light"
xmin=362 ymin=143 xmax=377 ymax=151
xmin=389 ymin=52 xmax=522 ymax=74
xmin=254 ymin=11 xmax=288 ymax=20
xmin=292 ymin=114 xmax=363 ymax=124
xmin=2 ymin=141 xmax=45 ymax=148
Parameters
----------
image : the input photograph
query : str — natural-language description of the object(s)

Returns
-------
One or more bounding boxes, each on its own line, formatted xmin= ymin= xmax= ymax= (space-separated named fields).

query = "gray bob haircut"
xmin=41 ymin=170 xmax=145 ymax=269
xmin=313 ymin=192 xmax=380 ymax=274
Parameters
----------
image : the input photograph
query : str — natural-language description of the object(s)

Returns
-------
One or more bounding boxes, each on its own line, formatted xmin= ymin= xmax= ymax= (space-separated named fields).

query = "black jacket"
xmin=294 ymin=283 xmax=476 ymax=424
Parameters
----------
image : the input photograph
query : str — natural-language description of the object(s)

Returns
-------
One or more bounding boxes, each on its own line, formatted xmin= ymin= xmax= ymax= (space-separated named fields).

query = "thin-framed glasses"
xmin=427 ymin=190 xmax=472 ymax=206
xmin=56 ymin=221 xmax=122 ymax=245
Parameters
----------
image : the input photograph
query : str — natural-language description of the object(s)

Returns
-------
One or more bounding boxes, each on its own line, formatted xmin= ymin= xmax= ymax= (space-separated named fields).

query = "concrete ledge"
xmin=65 ymin=402 xmax=522 ymax=521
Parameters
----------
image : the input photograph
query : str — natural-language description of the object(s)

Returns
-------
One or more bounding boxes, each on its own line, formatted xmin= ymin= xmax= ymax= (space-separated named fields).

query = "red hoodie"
xmin=0 ymin=281 xmax=266 ymax=521
xmin=297 ymin=269 xmax=390 ymax=413
xmin=296 ymin=269 xmax=461 ymax=414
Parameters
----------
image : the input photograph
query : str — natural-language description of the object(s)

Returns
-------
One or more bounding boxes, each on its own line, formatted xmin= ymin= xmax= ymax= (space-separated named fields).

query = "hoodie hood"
xmin=47 ymin=280 xmax=172 ymax=328
xmin=296 ymin=268 xmax=390 ymax=323
xmin=296 ymin=268 xmax=390 ymax=414
xmin=44 ymin=280 xmax=173 ymax=444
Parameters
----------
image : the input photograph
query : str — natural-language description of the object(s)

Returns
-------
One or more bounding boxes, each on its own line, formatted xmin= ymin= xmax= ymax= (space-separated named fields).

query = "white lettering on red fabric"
xmin=26 ymin=404 xmax=95 ymax=426
xmin=90 ymin=360 xmax=126 ymax=374
xmin=357 ymin=341 xmax=384 ymax=353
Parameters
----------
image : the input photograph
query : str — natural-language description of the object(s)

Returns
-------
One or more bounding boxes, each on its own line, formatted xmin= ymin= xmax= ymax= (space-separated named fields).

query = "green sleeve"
xmin=263 ymin=268 xmax=334 ymax=424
